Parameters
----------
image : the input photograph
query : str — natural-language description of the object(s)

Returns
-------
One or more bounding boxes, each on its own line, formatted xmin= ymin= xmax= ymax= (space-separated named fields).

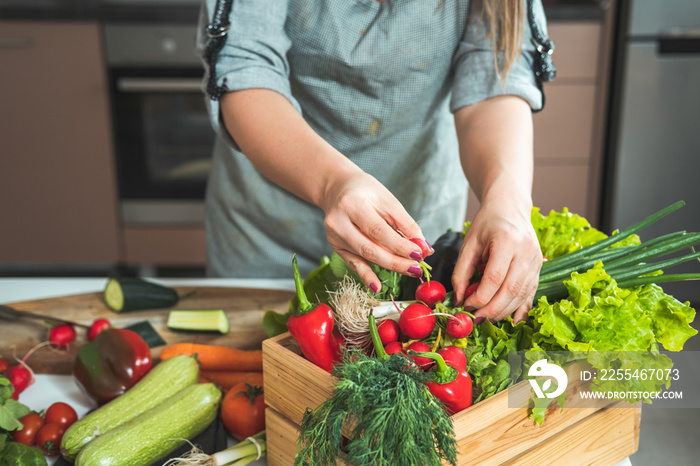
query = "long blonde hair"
xmin=478 ymin=0 xmax=526 ymax=79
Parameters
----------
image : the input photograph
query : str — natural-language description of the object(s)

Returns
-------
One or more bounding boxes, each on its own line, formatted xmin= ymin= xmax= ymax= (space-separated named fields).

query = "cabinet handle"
xmin=117 ymin=77 xmax=202 ymax=93
xmin=0 ymin=37 xmax=34 ymax=49
xmin=658 ymin=30 xmax=700 ymax=55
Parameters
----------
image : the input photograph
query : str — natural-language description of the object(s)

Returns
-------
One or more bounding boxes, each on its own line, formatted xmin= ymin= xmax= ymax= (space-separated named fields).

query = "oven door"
xmin=110 ymin=67 xmax=215 ymax=225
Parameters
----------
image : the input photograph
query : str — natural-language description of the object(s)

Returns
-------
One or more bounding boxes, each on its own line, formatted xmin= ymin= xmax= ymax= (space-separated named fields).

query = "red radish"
xmin=437 ymin=346 xmax=467 ymax=371
xmin=399 ymin=303 xmax=436 ymax=340
xmin=446 ymin=313 xmax=474 ymax=339
xmin=6 ymin=365 xmax=32 ymax=400
xmin=415 ymin=281 xmax=447 ymax=309
xmin=377 ymin=319 xmax=400 ymax=345
xmin=409 ymin=238 xmax=432 ymax=258
xmin=0 ymin=357 xmax=8 ymax=374
xmin=464 ymin=281 xmax=480 ymax=300
xmin=48 ymin=323 xmax=76 ymax=349
xmin=407 ymin=341 xmax=433 ymax=370
xmin=384 ymin=341 xmax=404 ymax=355
xmin=87 ymin=318 xmax=112 ymax=341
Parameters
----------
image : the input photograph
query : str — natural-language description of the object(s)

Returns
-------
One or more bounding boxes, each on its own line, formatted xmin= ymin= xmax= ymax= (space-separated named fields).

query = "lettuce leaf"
xmin=531 ymin=207 xmax=640 ymax=259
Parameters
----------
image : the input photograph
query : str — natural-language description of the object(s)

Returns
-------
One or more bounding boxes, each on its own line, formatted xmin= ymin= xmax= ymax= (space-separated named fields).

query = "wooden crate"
xmin=262 ymin=333 xmax=641 ymax=465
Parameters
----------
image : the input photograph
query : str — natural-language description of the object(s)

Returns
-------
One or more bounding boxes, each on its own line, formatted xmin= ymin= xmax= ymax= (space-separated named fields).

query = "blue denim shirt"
xmin=198 ymin=0 xmax=547 ymax=278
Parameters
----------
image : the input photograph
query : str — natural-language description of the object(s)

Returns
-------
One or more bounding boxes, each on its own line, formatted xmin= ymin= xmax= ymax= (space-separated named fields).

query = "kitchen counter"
xmin=1 ymin=277 xmax=632 ymax=466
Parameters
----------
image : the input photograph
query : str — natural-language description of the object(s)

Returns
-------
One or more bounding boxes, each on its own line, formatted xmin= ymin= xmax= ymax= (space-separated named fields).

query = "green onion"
xmin=535 ymin=201 xmax=700 ymax=302
xmin=540 ymin=200 xmax=686 ymax=274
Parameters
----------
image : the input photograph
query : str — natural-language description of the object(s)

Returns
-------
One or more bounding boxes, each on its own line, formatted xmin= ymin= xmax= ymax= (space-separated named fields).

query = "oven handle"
xmin=116 ymin=77 xmax=204 ymax=93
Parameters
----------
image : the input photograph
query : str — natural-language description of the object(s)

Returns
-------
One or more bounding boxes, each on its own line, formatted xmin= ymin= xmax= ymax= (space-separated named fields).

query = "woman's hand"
xmin=453 ymin=95 xmax=540 ymax=323
xmin=321 ymin=170 xmax=430 ymax=293
xmin=451 ymin=199 xmax=542 ymax=324
xmin=220 ymin=89 xmax=429 ymax=290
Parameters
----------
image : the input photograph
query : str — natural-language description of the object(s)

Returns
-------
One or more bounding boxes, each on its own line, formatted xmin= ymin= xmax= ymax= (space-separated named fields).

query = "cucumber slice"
xmin=167 ymin=309 xmax=230 ymax=334
xmin=104 ymin=278 xmax=182 ymax=312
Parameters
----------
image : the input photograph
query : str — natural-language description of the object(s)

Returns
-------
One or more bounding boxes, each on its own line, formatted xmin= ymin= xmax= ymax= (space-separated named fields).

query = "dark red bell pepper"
xmin=73 ymin=327 xmax=152 ymax=404
xmin=287 ymin=255 xmax=341 ymax=372
xmin=408 ymin=350 xmax=473 ymax=415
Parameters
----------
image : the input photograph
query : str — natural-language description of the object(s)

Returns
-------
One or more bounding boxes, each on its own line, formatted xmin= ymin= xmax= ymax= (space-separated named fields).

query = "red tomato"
xmin=13 ymin=412 xmax=45 ymax=446
xmin=36 ymin=423 xmax=65 ymax=456
xmin=221 ymin=382 xmax=266 ymax=441
xmin=45 ymin=402 xmax=78 ymax=429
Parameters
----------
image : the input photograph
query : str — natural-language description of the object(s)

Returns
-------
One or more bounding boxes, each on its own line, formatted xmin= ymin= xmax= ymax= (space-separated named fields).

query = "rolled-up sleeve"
xmin=197 ymin=0 xmax=300 ymax=137
xmin=450 ymin=0 xmax=548 ymax=113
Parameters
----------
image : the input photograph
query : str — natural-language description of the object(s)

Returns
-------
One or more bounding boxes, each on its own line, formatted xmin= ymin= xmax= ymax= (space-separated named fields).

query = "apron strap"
xmin=204 ymin=0 xmax=234 ymax=100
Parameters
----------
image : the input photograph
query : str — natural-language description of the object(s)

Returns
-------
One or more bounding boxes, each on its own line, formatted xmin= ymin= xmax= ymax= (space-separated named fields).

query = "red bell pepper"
xmin=73 ymin=327 xmax=152 ymax=404
xmin=408 ymin=350 xmax=473 ymax=415
xmin=287 ymin=255 xmax=341 ymax=372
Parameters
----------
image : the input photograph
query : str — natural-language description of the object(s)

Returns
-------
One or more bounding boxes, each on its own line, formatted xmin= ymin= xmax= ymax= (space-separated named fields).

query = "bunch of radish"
xmin=0 ymin=317 xmax=112 ymax=400
xmin=374 ymin=263 xmax=478 ymax=372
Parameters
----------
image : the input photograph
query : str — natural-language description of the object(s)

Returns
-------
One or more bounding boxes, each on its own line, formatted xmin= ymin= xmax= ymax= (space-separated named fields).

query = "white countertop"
xmin=0 ymin=277 xmax=296 ymax=304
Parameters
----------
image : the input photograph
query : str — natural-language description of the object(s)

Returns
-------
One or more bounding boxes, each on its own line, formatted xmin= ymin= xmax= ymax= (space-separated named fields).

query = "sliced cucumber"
xmin=104 ymin=278 xmax=187 ymax=312
xmin=167 ymin=309 xmax=230 ymax=334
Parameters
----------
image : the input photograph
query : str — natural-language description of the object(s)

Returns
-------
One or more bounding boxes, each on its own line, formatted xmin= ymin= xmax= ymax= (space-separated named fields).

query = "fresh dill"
xmin=295 ymin=351 xmax=457 ymax=466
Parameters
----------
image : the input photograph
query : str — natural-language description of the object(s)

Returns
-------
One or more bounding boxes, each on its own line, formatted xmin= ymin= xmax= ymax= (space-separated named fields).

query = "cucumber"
xmin=61 ymin=354 xmax=199 ymax=461
xmin=167 ymin=309 xmax=230 ymax=334
xmin=74 ymin=383 xmax=222 ymax=466
xmin=104 ymin=277 xmax=192 ymax=312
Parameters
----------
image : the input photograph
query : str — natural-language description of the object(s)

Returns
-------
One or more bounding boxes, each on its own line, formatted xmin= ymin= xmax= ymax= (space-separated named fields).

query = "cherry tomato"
xmin=36 ymin=423 xmax=65 ymax=456
xmin=45 ymin=402 xmax=78 ymax=429
xmin=221 ymin=382 xmax=266 ymax=441
xmin=12 ymin=412 xmax=45 ymax=446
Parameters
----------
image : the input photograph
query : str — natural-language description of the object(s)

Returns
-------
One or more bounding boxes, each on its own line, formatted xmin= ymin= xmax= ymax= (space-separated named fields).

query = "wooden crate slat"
xmin=508 ymin=402 xmax=641 ymax=466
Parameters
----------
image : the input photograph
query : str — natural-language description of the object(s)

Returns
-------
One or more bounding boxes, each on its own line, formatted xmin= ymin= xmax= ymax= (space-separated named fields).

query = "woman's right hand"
xmin=321 ymin=170 xmax=431 ymax=293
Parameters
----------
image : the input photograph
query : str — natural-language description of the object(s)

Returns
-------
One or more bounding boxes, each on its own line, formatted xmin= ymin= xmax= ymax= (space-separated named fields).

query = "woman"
xmin=197 ymin=0 xmax=552 ymax=324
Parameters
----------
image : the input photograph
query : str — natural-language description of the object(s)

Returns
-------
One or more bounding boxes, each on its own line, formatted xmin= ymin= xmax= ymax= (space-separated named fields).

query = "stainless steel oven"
xmin=104 ymin=23 xmax=214 ymax=225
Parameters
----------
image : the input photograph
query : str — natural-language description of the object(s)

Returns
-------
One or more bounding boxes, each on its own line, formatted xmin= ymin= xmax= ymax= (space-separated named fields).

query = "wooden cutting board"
xmin=0 ymin=286 xmax=295 ymax=375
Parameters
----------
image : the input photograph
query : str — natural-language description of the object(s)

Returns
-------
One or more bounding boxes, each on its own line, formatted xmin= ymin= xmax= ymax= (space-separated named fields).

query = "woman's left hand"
xmin=451 ymin=198 xmax=542 ymax=324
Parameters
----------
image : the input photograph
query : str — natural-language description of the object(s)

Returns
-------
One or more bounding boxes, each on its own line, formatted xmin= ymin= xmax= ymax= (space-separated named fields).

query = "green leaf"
xmin=0 ymin=441 xmax=48 ymax=466
xmin=262 ymin=309 xmax=291 ymax=338
xmin=0 ymin=400 xmax=30 ymax=432
xmin=635 ymin=284 xmax=698 ymax=351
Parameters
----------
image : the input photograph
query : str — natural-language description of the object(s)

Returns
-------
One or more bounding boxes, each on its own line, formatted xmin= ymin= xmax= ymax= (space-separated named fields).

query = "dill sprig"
xmin=295 ymin=351 xmax=458 ymax=466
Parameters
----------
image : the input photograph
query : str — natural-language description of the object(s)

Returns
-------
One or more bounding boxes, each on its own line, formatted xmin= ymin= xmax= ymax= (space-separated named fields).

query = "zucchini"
xmin=167 ymin=309 xmax=230 ymax=334
xmin=104 ymin=277 xmax=194 ymax=312
xmin=61 ymin=354 xmax=199 ymax=461
xmin=74 ymin=383 xmax=222 ymax=466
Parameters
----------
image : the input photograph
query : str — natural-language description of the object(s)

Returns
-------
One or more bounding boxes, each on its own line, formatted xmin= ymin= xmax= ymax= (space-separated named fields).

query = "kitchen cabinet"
xmin=467 ymin=12 xmax=614 ymax=226
xmin=0 ymin=21 xmax=120 ymax=265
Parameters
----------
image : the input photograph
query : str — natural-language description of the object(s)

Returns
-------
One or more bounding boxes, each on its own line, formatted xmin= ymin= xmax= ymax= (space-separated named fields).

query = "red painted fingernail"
xmin=410 ymin=251 xmax=423 ymax=261
xmin=370 ymin=282 xmax=380 ymax=293
xmin=474 ymin=316 xmax=485 ymax=325
xmin=407 ymin=265 xmax=423 ymax=276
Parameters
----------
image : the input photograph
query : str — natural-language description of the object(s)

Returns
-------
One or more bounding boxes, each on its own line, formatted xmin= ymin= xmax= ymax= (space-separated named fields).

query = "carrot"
xmin=159 ymin=343 xmax=263 ymax=372
xmin=200 ymin=371 xmax=264 ymax=391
